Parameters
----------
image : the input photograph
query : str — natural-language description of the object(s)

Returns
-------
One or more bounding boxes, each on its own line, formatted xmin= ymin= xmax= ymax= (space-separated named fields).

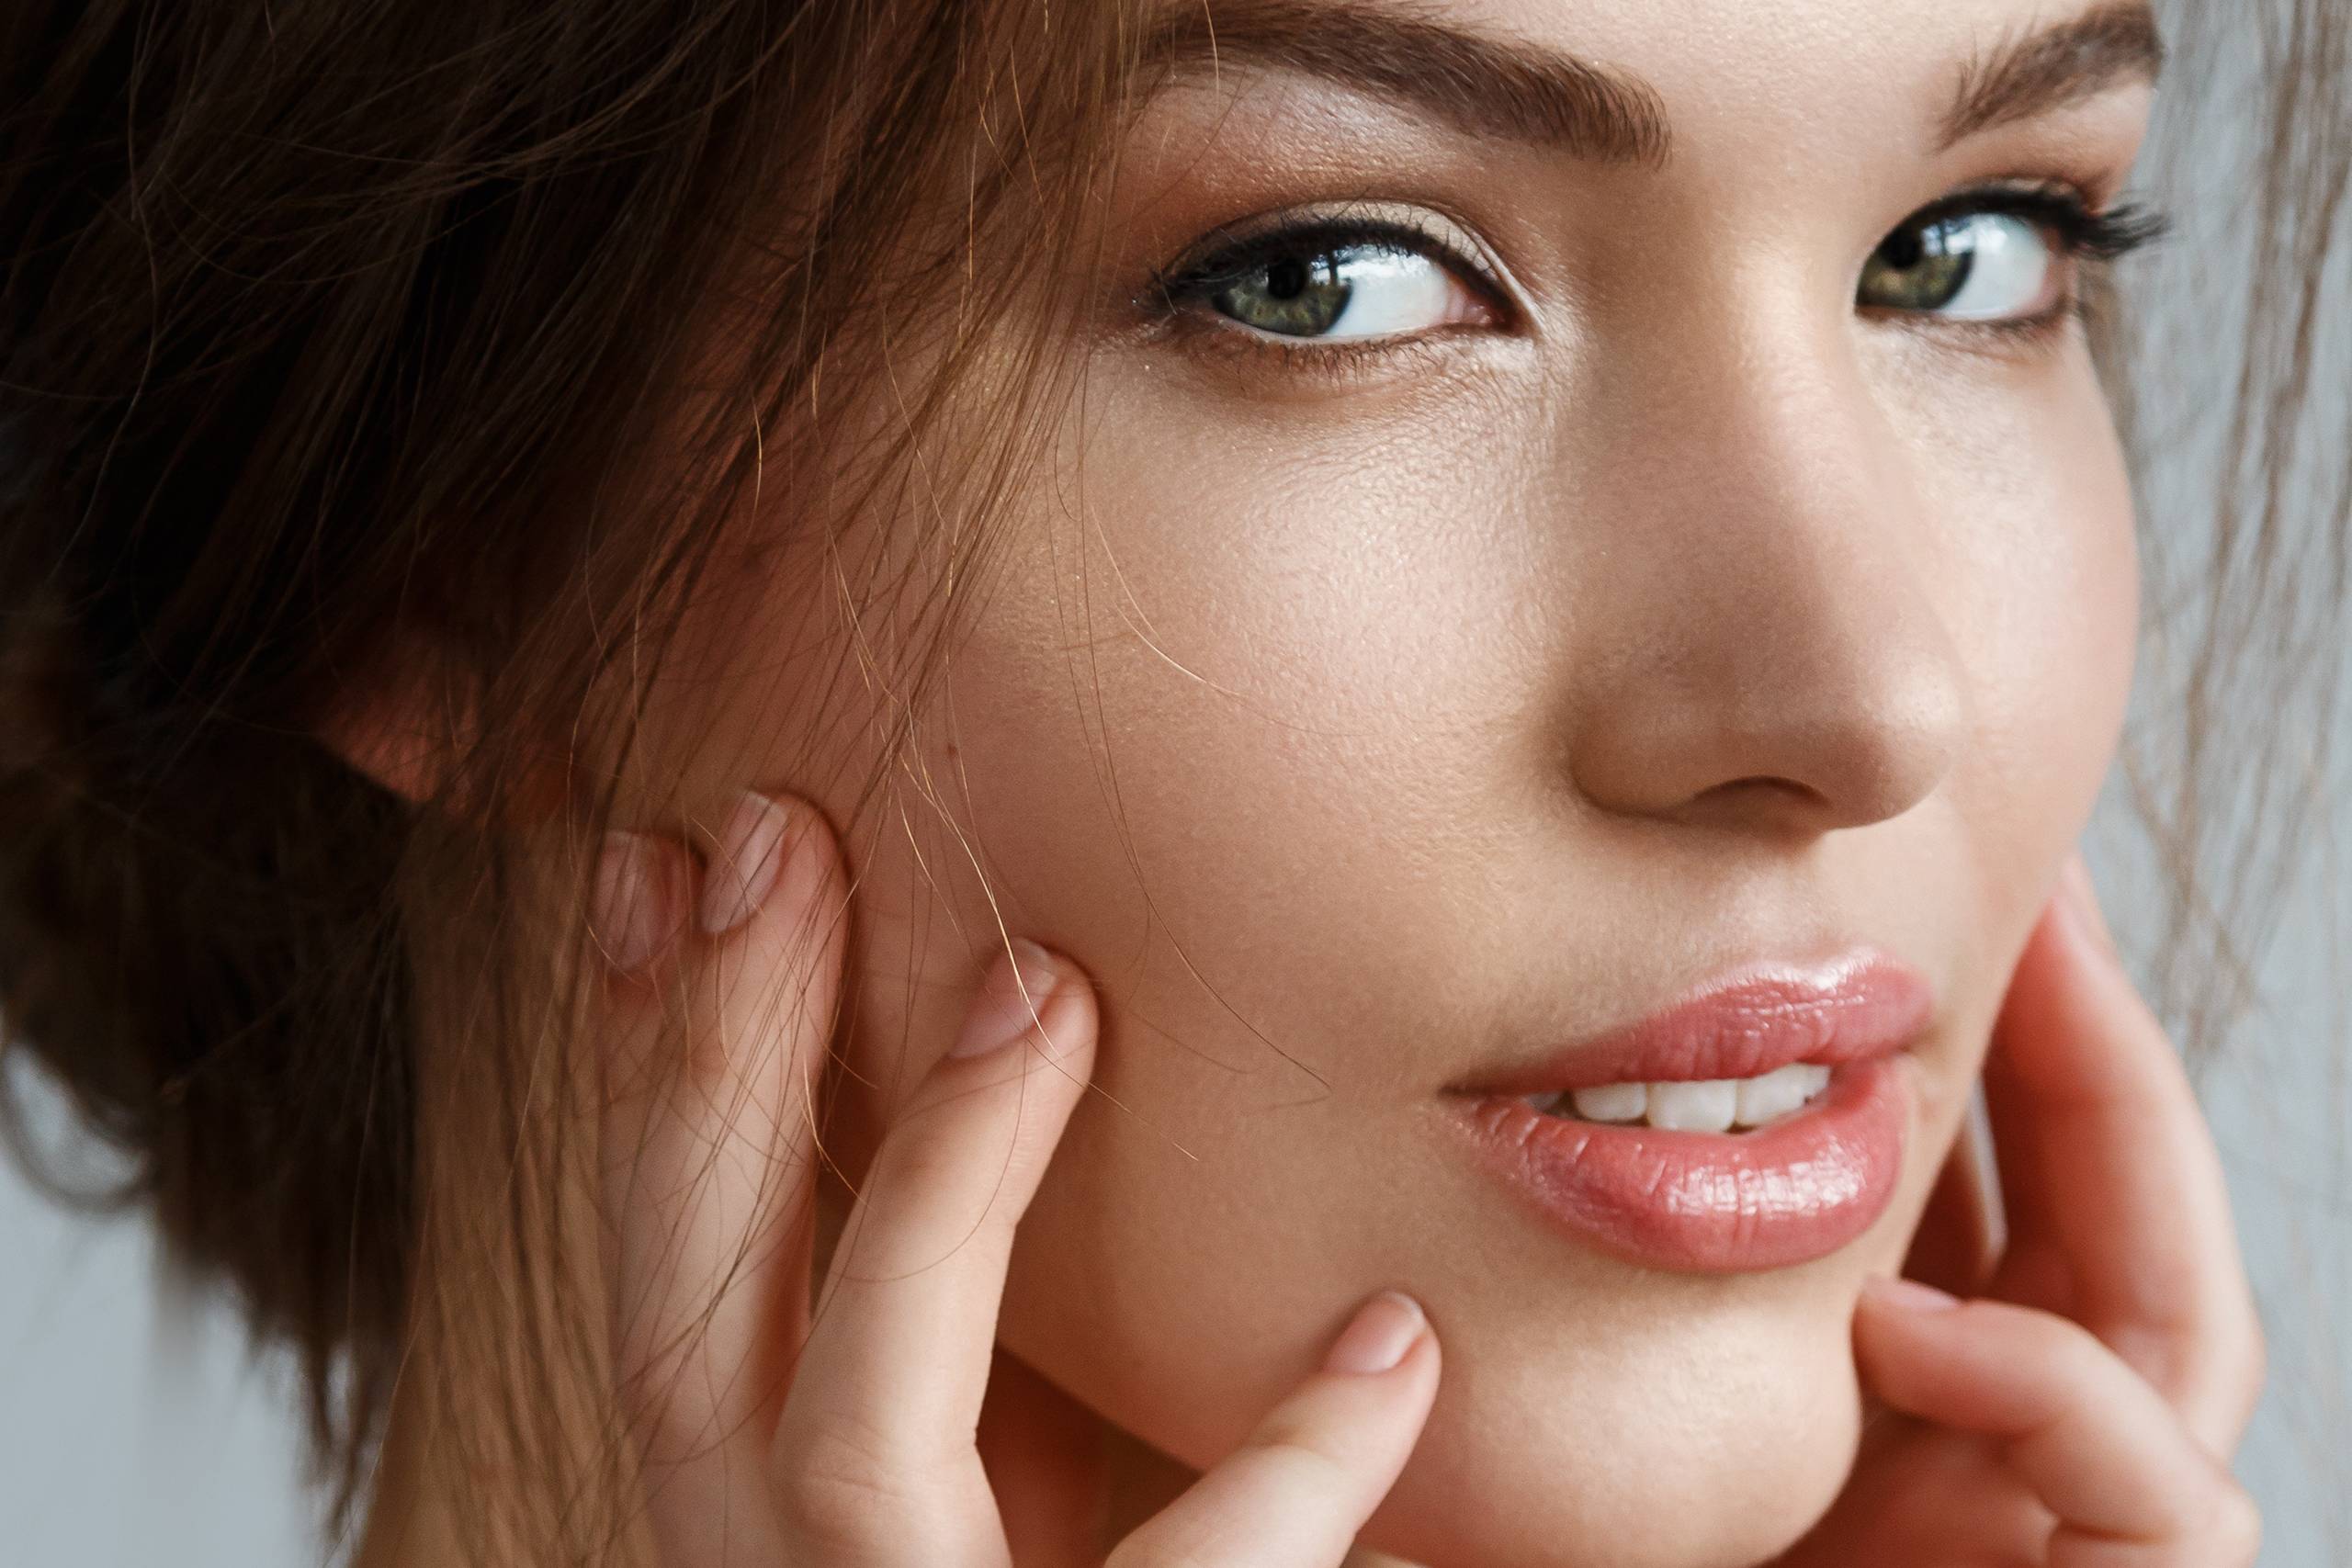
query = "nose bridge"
xmin=1562 ymin=304 xmax=1968 ymax=836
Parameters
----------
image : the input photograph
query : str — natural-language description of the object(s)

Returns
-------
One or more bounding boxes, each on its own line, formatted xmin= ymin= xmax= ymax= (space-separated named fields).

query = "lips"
xmin=1446 ymin=951 xmax=1933 ymax=1272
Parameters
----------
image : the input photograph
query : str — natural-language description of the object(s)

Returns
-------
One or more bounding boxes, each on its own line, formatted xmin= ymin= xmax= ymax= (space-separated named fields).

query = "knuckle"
xmin=775 ymin=1419 xmax=933 ymax=1554
xmin=871 ymin=1115 xmax=975 ymax=1195
xmin=1239 ymin=1411 xmax=1360 ymax=1494
xmin=2006 ymin=1300 xmax=2108 ymax=1376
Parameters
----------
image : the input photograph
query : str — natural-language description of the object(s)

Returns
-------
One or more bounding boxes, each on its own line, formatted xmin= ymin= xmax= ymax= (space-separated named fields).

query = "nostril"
xmin=1701 ymin=775 xmax=1824 ymax=808
xmin=1678 ymin=775 xmax=1847 ymax=835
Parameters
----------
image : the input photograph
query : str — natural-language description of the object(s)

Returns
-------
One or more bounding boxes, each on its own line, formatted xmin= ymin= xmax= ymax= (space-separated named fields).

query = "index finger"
xmin=1979 ymin=851 xmax=2264 ymax=1451
xmin=596 ymin=790 xmax=848 ymax=1564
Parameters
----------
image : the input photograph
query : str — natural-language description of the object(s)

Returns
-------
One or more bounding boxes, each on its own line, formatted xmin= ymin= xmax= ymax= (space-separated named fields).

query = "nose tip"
xmin=1562 ymin=558 xmax=1969 ymax=840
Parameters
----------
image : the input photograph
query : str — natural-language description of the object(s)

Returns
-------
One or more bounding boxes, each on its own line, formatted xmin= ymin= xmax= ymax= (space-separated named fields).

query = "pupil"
xmin=1264 ymin=256 xmax=1310 ymax=299
xmin=1883 ymin=229 xmax=1925 ymax=270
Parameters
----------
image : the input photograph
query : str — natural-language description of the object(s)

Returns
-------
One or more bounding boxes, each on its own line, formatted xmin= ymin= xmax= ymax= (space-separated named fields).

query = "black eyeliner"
xmin=1146 ymin=211 xmax=1497 ymax=314
xmin=1906 ymin=181 xmax=2171 ymax=263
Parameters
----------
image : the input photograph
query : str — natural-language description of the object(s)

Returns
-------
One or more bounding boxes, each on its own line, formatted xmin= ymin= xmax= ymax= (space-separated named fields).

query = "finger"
xmin=1856 ymin=1280 xmax=2262 ymax=1566
xmin=595 ymin=790 xmax=847 ymax=1566
xmin=770 ymin=939 xmax=1097 ymax=1563
xmin=1105 ymin=1292 xmax=1441 ymax=1568
xmin=1980 ymin=852 xmax=2265 ymax=1451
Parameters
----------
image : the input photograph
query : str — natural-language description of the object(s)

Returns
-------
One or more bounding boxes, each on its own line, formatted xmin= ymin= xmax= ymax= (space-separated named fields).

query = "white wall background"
xmin=2 ymin=3 xmax=2346 ymax=1564
xmin=0 ymin=1096 xmax=327 ymax=1565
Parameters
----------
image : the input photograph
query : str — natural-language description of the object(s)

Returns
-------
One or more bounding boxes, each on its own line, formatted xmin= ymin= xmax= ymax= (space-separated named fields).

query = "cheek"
xmin=1847 ymin=361 xmax=2141 ymax=1290
xmin=888 ymin=381 xmax=1563 ymax=1068
xmin=1945 ymin=378 xmax=2140 ymax=810
xmin=1918 ymin=356 xmax=2141 ymax=1054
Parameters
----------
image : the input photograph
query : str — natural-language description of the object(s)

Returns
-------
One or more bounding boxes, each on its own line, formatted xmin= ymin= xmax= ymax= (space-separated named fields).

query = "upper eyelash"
xmin=1144 ymin=210 xmax=1509 ymax=319
xmin=1897 ymin=181 xmax=2171 ymax=265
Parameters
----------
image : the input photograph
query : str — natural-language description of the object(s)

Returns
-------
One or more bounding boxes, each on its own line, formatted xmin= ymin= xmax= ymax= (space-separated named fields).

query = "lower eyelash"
xmin=1150 ymin=310 xmax=1482 ymax=387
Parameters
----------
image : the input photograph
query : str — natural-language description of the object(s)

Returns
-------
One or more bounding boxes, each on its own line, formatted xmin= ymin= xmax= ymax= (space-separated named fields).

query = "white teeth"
xmin=1568 ymin=1082 xmax=1647 ymax=1123
xmin=1531 ymin=1063 xmax=1835 ymax=1131
xmin=1733 ymin=1063 xmax=1815 ymax=1126
xmin=1645 ymin=1078 xmax=1740 ymax=1132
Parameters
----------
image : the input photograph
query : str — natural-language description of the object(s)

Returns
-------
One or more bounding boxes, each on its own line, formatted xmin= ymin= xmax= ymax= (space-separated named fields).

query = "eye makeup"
xmin=1123 ymin=174 xmax=2168 ymax=380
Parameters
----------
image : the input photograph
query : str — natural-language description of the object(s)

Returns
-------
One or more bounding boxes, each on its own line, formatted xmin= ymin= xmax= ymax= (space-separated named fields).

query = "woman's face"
xmin=661 ymin=0 xmax=2151 ymax=1562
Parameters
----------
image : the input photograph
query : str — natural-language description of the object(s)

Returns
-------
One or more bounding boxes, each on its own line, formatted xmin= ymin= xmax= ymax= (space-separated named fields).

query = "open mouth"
xmin=1519 ymin=1061 xmax=1834 ymax=1133
xmin=1445 ymin=952 xmax=1933 ymax=1272
xmin=1454 ymin=1058 xmax=1910 ymax=1272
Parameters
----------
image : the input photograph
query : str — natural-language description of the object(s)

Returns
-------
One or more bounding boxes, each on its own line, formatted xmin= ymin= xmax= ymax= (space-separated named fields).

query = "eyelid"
xmin=1147 ymin=198 xmax=1521 ymax=321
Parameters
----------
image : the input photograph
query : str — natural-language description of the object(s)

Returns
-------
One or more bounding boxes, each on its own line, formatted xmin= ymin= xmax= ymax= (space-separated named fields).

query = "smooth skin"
xmin=586 ymin=796 xmax=2258 ymax=1566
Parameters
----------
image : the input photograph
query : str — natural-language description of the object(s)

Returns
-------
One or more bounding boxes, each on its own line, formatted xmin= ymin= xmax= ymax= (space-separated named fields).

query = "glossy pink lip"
xmin=1447 ymin=951 xmax=1933 ymax=1272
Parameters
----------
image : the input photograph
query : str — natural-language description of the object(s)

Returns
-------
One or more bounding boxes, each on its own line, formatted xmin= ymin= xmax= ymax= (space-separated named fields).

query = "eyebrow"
xmin=1941 ymin=2 xmax=2165 ymax=148
xmin=1140 ymin=0 xmax=2163 ymax=165
xmin=1141 ymin=0 xmax=1671 ymax=166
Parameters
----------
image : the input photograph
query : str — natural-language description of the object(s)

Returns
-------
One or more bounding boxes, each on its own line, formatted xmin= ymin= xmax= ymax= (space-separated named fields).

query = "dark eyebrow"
xmin=1139 ymin=1 xmax=2159 ymax=167
xmin=1140 ymin=0 xmax=1672 ymax=166
xmin=1941 ymin=2 xmax=2165 ymax=148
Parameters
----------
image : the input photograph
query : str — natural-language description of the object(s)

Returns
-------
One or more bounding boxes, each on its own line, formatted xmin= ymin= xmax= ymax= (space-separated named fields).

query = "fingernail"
xmin=2058 ymin=852 xmax=2121 ymax=965
xmin=697 ymin=791 xmax=798 ymax=936
xmin=1863 ymin=1275 xmax=1962 ymax=1314
xmin=594 ymin=830 xmax=686 ymax=974
xmin=949 ymin=939 xmax=1062 ymax=1059
xmin=1324 ymin=1292 xmax=1427 ymax=1375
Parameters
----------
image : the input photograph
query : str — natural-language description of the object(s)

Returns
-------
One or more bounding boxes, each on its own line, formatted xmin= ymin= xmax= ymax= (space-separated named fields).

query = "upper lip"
xmin=1459 ymin=949 xmax=1935 ymax=1096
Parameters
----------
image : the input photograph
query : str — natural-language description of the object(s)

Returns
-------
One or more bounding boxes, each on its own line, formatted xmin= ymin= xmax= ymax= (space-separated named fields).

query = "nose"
xmin=1560 ymin=319 xmax=1968 ymax=840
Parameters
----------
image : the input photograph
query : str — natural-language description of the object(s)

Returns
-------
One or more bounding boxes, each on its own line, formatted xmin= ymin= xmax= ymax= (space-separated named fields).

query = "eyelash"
xmin=1142 ymin=183 xmax=2170 ymax=374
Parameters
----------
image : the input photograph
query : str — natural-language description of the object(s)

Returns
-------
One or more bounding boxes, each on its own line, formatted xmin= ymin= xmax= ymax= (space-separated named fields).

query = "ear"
xmin=312 ymin=631 xmax=479 ymax=807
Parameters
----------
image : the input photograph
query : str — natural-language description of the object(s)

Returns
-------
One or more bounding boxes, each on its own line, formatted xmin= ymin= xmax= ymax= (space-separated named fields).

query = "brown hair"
xmin=0 ymin=0 xmax=2340 ymax=1558
xmin=0 ymin=0 xmax=1130 ymax=1550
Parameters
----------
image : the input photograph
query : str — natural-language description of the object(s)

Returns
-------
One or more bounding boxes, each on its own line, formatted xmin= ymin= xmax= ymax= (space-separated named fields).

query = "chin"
xmin=1001 ymin=1205 xmax=1920 ymax=1568
xmin=1355 ymin=1291 xmax=1871 ymax=1568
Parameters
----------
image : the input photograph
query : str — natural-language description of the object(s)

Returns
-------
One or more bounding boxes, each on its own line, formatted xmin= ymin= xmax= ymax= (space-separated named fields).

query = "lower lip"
xmin=1449 ymin=1057 xmax=1911 ymax=1272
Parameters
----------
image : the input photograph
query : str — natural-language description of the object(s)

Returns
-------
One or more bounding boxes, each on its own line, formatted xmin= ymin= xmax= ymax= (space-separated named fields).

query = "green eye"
xmin=1858 ymin=210 xmax=2058 ymax=320
xmin=1190 ymin=238 xmax=1481 ymax=341
xmin=1210 ymin=250 xmax=1357 ymax=336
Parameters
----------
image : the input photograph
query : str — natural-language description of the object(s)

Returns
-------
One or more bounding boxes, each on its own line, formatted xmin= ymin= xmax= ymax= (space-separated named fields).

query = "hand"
xmin=1779 ymin=851 xmax=2267 ymax=1566
xmin=590 ymin=790 xmax=1442 ymax=1566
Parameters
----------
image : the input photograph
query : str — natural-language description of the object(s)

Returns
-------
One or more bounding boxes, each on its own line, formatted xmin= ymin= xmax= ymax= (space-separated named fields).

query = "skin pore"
xmin=367 ymin=0 xmax=2164 ymax=1564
